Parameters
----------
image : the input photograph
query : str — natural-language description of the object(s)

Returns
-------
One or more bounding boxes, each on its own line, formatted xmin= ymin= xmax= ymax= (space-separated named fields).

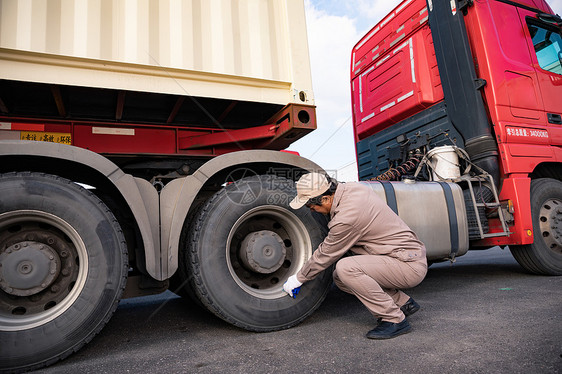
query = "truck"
xmin=0 ymin=0 xmax=335 ymax=371
xmin=1 ymin=0 xmax=561 ymax=371
xmin=349 ymin=0 xmax=562 ymax=278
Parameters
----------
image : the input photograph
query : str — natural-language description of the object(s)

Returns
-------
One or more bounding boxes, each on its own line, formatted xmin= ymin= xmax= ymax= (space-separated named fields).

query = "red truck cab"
xmin=351 ymin=0 xmax=562 ymax=274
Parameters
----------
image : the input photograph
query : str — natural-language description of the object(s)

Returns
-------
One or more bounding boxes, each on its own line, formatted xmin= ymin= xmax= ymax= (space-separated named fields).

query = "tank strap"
xmin=437 ymin=182 xmax=459 ymax=256
xmin=380 ymin=181 xmax=398 ymax=214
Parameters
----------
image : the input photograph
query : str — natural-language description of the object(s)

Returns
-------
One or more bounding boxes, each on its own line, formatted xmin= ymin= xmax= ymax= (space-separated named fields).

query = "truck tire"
xmin=0 ymin=172 xmax=128 ymax=372
xmin=510 ymin=178 xmax=562 ymax=275
xmin=181 ymin=174 xmax=332 ymax=331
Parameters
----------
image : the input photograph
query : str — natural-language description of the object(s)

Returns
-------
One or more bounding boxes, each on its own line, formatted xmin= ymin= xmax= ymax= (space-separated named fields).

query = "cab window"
xmin=527 ymin=21 xmax=562 ymax=75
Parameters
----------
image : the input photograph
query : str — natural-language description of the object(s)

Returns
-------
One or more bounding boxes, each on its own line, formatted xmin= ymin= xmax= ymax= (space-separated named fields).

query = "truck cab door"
xmin=522 ymin=12 xmax=562 ymax=143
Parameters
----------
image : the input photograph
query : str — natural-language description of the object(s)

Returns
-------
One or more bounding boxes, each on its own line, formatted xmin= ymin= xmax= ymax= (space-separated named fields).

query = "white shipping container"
xmin=0 ymin=0 xmax=314 ymax=105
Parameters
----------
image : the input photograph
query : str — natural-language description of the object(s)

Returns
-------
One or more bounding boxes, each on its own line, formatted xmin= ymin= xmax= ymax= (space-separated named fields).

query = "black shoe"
xmin=366 ymin=319 xmax=411 ymax=339
xmin=400 ymin=297 xmax=420 ymax=317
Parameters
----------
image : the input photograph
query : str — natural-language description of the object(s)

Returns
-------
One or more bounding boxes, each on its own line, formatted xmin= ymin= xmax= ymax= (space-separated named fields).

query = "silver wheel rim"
xmin=226 ymin=205 xmax=312 ymax=299
xmin=538 ymin=198 xmax=562 ymax=255
xmin=0 ymin=210 xmax=88 ymax=331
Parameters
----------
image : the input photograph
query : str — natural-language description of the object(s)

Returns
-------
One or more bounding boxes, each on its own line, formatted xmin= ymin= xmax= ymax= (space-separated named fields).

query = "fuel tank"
xmin=360 ymin=181 xmax=469 ymax=261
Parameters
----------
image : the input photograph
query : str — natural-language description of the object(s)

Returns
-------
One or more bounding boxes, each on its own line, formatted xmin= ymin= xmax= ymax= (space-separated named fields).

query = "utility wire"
xmin=308 ymin=115 xmax=352 ymax=158
xmin=337 ymin=160 xmax=356 ymax=170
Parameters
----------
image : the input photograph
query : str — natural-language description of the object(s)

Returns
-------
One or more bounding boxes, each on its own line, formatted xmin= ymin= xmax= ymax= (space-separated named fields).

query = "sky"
xmin=288 ymin=0 xmax=562 ymax=181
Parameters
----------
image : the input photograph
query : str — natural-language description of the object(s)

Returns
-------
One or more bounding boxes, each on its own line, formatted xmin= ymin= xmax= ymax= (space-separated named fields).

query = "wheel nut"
xmin=60 ymin=251 xmax=68 ymax=258
xmin=47 ymin=238 xmax=55 ymax=245
xmin=62 ymin=269 xmax=70 ymax=276
xmin=51 ymin=285 xmax=60 ymax=293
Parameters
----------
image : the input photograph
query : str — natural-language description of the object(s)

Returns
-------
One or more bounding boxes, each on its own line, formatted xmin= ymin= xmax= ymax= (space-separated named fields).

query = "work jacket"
xmin=297 ymin=182 xmax=426 ymax=283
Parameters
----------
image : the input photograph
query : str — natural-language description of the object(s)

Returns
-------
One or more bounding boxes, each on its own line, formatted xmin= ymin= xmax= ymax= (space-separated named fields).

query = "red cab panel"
xmin=351 ymin=0 xmax=443 ymax=141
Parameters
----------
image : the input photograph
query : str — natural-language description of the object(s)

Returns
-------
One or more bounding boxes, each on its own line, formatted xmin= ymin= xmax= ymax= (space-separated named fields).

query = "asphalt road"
xmin=36 ymin=247 xmax=562 ymax=374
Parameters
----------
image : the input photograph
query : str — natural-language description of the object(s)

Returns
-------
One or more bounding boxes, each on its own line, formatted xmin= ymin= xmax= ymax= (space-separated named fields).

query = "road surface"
xmin=37 ymin=247 xmax=562 ymax=373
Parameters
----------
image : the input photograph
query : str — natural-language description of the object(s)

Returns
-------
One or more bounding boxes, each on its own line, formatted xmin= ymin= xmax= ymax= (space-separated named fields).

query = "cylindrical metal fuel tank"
xmin=360 ymin=180 xmax=469 ymax=261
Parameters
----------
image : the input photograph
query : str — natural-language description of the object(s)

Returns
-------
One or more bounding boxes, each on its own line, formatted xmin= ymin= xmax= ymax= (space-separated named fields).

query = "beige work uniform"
xmin=296 ymin=182 xmax=427 ymax=323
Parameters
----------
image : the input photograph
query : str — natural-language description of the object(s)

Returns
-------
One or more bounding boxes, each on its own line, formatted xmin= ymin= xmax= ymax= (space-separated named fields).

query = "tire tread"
xmin=0 ymin=172 xmax=128 ymax=373
xmin=183 ymin=175 xmax=330 ymax=332
xmin=510 ymin=178 xmax=562 ymax=275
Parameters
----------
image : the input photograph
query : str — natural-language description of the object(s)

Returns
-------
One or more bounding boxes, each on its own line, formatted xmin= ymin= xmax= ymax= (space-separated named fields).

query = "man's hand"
xmin=283 ymin=274 xmax=303 ymax=298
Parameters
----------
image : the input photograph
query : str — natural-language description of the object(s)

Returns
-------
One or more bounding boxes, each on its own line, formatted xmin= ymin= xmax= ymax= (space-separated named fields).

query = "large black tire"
xmin=180 ymin=175 xmax=332 ymax=332
xmin=0 ymin=172 xmax=128 ymax=372
xmin=510 ymin=178 xmax=562 ymax=275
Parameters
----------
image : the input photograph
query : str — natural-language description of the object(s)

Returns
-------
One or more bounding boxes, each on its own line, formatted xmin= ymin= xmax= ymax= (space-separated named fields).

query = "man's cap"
xmin=289 ymin=172 xmax=331 ymax=209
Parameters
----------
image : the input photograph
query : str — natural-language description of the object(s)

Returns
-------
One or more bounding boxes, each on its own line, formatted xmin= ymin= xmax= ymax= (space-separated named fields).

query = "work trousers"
xmin=333 ymin=253 xmax=427 ymax=323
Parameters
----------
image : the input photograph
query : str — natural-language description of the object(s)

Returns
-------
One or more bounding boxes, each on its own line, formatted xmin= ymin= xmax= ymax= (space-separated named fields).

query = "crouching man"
xmin=284 ymin=172 xmax=427 ymax=339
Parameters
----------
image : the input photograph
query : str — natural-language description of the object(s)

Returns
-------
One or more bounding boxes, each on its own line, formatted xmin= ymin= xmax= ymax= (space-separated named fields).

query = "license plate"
xmin=20 ymin=131 xmax=72 ymax=145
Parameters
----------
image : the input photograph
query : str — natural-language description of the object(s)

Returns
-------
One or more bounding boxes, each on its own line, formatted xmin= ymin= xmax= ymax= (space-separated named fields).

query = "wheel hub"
xmin=239 ymin=230 xmax=286 ymax=274
xmin=0 ymin=217 xmax=81 ymax=327
xmin=0 ymin=241 xmax=61 ymax=296
xmin=226 ymin=206 xmax=311 ymax=298
xmin=539 ymin=199 xmax=562 ymax=254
